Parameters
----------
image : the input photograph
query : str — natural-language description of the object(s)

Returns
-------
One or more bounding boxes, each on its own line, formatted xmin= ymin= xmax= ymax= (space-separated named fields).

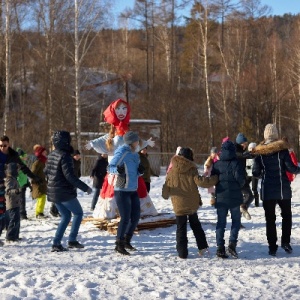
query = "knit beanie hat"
xmin=35 ymin=146 xmax=46 ymax=157
xmin=264 ymin=124 xmax=278 ymax=141
xmin=236 ymin=133 xmax=248 ymax=144
xmin=248 ymin=142 xmax=256 ymax=151
xmin=123 ymin=131 xmax=139 ymax=145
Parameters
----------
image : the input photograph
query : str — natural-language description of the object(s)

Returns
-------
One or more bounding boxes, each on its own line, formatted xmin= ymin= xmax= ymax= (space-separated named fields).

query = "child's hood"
xmin=170 ymin=155 xmax=196 ymax=174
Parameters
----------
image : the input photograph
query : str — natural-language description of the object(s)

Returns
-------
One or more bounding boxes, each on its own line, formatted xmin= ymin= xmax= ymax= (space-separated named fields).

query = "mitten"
xmin=199 ymin=197 xmax=203 ymax=207
xmin=138 ymin=164 xmax=145 ymax=174
xmin=32 ymin=176 xmax=42 ymax=184
xmin=86 ymin=187 xmax=93 ymax=195
xmin=85 ymin=141 xmax=92 ymax=150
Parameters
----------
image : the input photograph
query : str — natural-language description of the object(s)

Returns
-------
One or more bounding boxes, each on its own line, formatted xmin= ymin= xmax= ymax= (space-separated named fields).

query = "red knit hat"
xmin=35 ymin=146 xmax=46 ymax=157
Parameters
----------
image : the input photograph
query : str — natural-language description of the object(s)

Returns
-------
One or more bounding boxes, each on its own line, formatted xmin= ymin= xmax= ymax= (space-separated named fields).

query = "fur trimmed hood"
xmin=252 ymin=140 xmax=289 ymax=156
xmin=171 ymin=155 xmax=196 ymax=173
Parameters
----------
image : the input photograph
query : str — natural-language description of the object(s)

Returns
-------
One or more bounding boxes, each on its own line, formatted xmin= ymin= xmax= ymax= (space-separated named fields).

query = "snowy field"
xmin=1 ymin=167 xmax=300 ymax=300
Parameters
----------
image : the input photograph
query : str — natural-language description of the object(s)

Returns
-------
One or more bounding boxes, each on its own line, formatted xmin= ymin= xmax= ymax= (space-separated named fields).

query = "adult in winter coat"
xmin=235 ymin=133 xmax=253 ymax=220
xmin=211 ymin=140 xmax=245 ymax=258
xmin=0 ymin=136 xmax=40 ymax=233
xmin=108 ymin=131 xmax=143 ymax=255
xmin=162 ymin=147 xmax=218 ymax=259
xmin=90 ymin=153 xmax=108 ymax=211
xmin=72 ymin=149 xmax=81 ymax=178
xmin=4 ymin=163 xmax=22 ymax=242
xmin=252 ymin=124 xmax=300 ymax=256
xmin=44 ymin=131 xmax=92 ymax=252
xmin=31 ymin=146 xmax=48 ymax=218
xmin=139 ymin=146 xmax=158 ymax=192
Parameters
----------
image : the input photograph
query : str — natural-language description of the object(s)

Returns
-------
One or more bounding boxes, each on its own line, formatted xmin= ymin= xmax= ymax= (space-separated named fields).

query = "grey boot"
xmin=124 ymin=235 xmax=137 ymax=251
xmin=115 ymin=239 xmax=130 ymax=255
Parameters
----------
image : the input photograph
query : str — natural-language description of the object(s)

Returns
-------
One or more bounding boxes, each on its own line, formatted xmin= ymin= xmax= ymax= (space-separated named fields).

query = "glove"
xmin=199 ymin=197 xmax=203 ymax=207
xmin=138 ymin=164 xmax=145 ymax=174
xmin=117 ymin=164 xmax=125 ymax=175
xmin=86 ymin=187 xmax=93 ymax=195
xmin=85 ymin=141 xmax=92 ymax=150
xmin=147 ymin=137 xmax=155 ymax=147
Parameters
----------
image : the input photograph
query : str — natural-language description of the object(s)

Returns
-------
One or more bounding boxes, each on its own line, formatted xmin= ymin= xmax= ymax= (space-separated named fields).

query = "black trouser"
xmin=176 ymin=213 xmax=208 ymax=257
xmin=20 ymin=187 xmax=27 ymax=218
xmin=145 ymin=182 xmax=150 ymax=193
xmin=263 ymin=199 xmax=292 ymax=249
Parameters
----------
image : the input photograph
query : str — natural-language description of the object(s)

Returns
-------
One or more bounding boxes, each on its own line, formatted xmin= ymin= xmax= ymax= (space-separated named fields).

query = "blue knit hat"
xmin=236 ymin=133 xmax=248 ymax=144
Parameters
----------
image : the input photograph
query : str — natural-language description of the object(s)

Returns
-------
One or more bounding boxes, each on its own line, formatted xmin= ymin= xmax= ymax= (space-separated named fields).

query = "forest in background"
xmin=0 ymin=0 xmax=300 ymax=157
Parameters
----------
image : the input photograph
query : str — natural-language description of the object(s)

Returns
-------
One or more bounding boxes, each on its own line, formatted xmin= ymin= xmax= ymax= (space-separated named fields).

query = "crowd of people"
xmin=0 ymin=97 xmax=298 ymax=258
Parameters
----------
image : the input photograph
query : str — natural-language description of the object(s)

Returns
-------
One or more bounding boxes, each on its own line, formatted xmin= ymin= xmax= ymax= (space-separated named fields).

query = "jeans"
xmin=6 ymin=207 xmax=20 ymax=240
xmin=216 ymin=205 xmax=241 ymax=246
xmin=91 ymin=187 xmax=101 ymax=210
xmin=176 ymin=213 xmax=208 ymax=257
xmin=263 ymin=199 xmax=292 ymax=248
xmin=115 ymin=191 xmax=140 ymax=240
xmin=53 ymin=198 xmax=83 ymax=245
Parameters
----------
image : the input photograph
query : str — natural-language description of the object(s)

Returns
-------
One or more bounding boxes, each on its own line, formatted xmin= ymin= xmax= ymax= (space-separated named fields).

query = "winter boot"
xmin=240 ymin=204 xmax=251 ymax=220
xmin=254 ymin=192 xmax=259 ymax=207
xmin=124 ymin=235 xmax=137 ymax=251
xmin=216 ymin=246 xmax=229 ymax=258
xmin=281 ymin=243 xmax=293 ymax=254
xmin=115 ymin=239 xmax=130 ymax=255
xmin=228 ymin=242 xmax=238 ymax=258
xmin=268 ymin=245 xmax=278 ymax=256
xmin=68 ymin=241 xmax=84 ymax=249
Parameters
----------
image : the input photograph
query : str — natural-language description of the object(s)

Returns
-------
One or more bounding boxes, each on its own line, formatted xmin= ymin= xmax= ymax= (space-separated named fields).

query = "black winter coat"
xmin=252 ymin=140 xmax=300 ymax=201
xmin=90 ymin=156 xmax=108 ymax=188
xmin=73 ymin=159 xmax=81 ymax=178
xmin=44 ymin=131 xmax=89 ymax=203
xmin=0 ymin=147 xmax=36 ymax=181
xmin=211 ymin=142 xmax=245 ymax=208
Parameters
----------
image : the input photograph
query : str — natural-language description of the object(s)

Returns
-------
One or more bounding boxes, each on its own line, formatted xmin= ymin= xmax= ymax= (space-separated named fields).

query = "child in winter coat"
xmin=31 ymin=146 xmax=48 ymax=218
xmin=211 ymin=140 xmax=245 ymax=258
xmin=5 ymin=162 xmax=22 ymax=242
xmin=204 ymin=147 xmax=220 ymax=206
xmin=162 ymin=147 xmax=218 ymax=259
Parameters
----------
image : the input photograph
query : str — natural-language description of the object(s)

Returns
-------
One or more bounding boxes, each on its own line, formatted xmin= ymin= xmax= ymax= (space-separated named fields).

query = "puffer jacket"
xmin=252 ymin=140 xmax=300 ymax=201
xmin=108 ymin=144 xmax=141 ymax=192
xmin=211 ymin=142 xmax=245 ymax=208
xmin=162 ymin=155 xmax=218 ymax=216
xmin=44 ymin=131 xmax=89 ymax=203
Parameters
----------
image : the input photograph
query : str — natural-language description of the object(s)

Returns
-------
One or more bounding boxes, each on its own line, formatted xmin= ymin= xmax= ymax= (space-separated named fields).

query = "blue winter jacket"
xmin=108 ymin=144 xmax=141 ymax=192
xmin=252 ymin=140 xmax=300 ymax=201
xmin=211 ymin=141 xmax=245 ymax=208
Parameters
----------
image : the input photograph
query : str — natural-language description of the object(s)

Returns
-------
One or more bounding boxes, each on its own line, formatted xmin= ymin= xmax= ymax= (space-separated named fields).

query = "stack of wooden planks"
xmin=82 ymin=213 xmax=176 ymax=234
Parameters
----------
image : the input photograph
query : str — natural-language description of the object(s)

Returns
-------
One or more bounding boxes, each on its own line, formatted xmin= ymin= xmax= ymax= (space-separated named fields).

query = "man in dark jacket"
xmin=0 ymin=136 xmax=40 ymax=229
xmin=235 ymin=133 xmax=254 ymax=221
xmin=253 ymin=124 xmax=300 ymax=256
xmin=72 ymin=149 xmax=81 ymax=178
xmin=44 ymin=131 xmax=92 ymax=252
xmin=90 ymin=153 xmax=108 ymax=211
xmin=211 ymin=140 xmax=245 ymax=258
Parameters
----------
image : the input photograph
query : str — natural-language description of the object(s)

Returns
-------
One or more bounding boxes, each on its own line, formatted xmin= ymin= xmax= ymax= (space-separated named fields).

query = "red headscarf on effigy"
xmin=103 ymin=99 xmax=131 ymax=136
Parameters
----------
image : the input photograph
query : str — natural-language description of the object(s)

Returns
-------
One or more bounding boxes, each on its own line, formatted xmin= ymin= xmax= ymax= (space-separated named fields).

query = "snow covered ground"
xmin=1 ymin=167 xmax=300 ymax=299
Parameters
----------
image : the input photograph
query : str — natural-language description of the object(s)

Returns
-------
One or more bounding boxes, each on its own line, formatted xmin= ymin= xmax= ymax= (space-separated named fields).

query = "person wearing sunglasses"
xmin=0 ymin=135 xmax=42 ymax=236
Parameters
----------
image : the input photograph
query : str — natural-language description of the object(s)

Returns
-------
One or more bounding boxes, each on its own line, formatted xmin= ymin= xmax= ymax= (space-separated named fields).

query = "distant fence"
xmin=81 ymin=153 xmax=209 ymax=176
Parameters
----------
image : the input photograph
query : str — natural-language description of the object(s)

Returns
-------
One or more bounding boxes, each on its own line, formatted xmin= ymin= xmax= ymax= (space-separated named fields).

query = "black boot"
xmin=216 ymin=246 xmax=228 ymax=258
xmin=228 ymin=242 xmax=238 ymax=258
xmin=124 ymin=235 xmax=137 ymax=251
xmin=115 ymin=239 xmax=130 ymax=255
xmin=254 ymin=192 xmax=259 ymax=207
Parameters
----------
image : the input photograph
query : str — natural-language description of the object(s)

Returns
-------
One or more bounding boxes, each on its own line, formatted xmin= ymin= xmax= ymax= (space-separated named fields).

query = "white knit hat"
xmin=264 ymin=124 xmax=278 ymax=141
xmin=248 ymin=142 xmax=256 ymax=151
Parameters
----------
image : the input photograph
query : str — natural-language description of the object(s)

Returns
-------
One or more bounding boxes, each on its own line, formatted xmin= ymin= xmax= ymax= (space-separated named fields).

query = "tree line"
xmin=0 ymin=0 xmax=300 ymax=157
